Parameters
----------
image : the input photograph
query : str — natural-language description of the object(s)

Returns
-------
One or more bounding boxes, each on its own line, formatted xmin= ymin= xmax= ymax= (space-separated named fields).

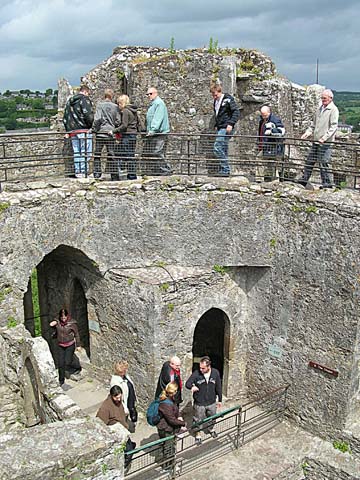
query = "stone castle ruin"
xmin=58 ymin=45 xmax=320 ymax=138
xmin=0 ymin=46 xmax=360 ymax=479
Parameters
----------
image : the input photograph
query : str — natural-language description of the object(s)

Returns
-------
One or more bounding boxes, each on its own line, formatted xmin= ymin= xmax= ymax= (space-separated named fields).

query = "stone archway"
xmin=22 ymin=244 xmax=101 ymax=364
xmin=192 ymin=308 xmax=230 ymax=395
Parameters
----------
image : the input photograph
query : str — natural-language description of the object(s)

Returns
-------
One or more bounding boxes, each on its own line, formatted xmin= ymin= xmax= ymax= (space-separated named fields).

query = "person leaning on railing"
xmin=63 ymin=84 xmax=94 ymax=178
xmin=92 ymin=88 xmax=121 ymax=181
xmin=210 ymin=83 xmax=240 ymax=176
xmin=256 ymin=105 xmax=285 ymax=182
xmin=185 ymin=355 xmax=222 ymax=445
xmin=143 ymin=87 xmax=171 ymax=175
xmin=113 ymin=95 xmax=140 ymax=180
xmin=157 ymin=382 xmax=186 ymax=471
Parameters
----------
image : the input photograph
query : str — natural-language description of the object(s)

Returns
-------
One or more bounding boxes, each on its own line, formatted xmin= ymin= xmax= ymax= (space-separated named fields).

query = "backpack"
xmin=146 ymin=398 xmax=172 ymax=426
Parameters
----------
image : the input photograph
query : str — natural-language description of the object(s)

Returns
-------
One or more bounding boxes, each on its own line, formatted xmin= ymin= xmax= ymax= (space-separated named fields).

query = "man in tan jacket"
xmin=298 ymin=89 xmax=338 ymax=188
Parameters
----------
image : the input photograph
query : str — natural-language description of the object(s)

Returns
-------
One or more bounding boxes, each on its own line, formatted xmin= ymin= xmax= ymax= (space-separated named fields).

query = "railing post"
xmin=187 ymin=138 xmax=191 ymax=175
xmin=84 ymin=132 xmax=88 ymax=178
xmin=169 ymin=435 xmax=177 ymax=479
xmin=235 ymin=406 xmax=242 ymax=449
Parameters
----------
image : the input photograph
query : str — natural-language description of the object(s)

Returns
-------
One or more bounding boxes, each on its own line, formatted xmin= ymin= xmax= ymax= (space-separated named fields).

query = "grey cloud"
xmin=0 ymin=0 xmax=359 ymax=91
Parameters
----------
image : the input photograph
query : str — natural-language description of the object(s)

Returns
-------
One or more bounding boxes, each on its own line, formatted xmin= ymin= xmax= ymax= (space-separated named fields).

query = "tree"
xmin=5 ymin=118 xmax=17 ymax=129
xmin=45 ymin=88 xmax=53 ymax=96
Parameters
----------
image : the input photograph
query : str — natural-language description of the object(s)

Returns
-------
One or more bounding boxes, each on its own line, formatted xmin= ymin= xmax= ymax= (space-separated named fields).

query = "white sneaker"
xmin=75 ymin=173 xmax=85 ymax=178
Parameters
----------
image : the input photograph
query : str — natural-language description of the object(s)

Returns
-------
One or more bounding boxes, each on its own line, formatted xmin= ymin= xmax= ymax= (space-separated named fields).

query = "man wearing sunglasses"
xmin=143 ymin=87 xmax=171 ymax=175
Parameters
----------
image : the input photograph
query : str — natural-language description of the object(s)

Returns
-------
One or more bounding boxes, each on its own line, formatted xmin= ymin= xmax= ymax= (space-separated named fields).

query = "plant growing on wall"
xmin=169 ymin=37 xmax=176 ymax=54
xmin=208 ymin=37 xmax=219 ymax=54
xmin=213 ymin=264 xmax=228 ymax=275
xmin=7 ymin=317 xmax=17 ymax=328
xmin=0 ymin=201 xmax=10 ymax=215
xmin=333 ymin=440 xmax=351 ymax=454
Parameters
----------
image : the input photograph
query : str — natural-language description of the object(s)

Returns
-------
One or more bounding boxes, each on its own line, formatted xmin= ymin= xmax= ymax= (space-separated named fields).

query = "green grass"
xmin=31 ymin=269 xmax=41 ymax=337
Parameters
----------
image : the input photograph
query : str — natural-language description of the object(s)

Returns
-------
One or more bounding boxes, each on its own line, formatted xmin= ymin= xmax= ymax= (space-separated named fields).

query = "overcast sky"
xmin=0 ymin=0 xmax=359 ymax=92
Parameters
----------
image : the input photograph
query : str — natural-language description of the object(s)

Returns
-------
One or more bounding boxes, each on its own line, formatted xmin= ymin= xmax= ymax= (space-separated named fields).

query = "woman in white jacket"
xmin=110 ymin=360 xmax=137 ymax=431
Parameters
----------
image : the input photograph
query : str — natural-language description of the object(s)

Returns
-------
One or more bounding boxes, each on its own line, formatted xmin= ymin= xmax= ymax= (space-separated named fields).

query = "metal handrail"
xmin=0 ymin=131 xmax=359 ymax=189
xmin=124 ymin=384 xmax=289 ymax=479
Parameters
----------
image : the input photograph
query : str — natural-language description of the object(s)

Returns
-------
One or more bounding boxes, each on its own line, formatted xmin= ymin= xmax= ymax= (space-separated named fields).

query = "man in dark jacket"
xmin=92 ymin=88 xmax=121 ymax=180
xmin=185 ymin=356 xmax=222 ymax=445
xmin=63 ymin=84 xmax=94 ymax=177
xmin=155 ymin=356 xmax=182 ymax=405
xmin=210 ymin=84 xmax=240 ymax=176
xmin=257 ymin=105 xmax=285 ymax=181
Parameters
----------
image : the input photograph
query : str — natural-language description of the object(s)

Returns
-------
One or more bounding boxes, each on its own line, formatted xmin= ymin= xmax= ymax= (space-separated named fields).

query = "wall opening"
xmin=23 ymin=244 xmax=101 ymax=363
xmin=192 ymin=308 xmax=230 ymax=395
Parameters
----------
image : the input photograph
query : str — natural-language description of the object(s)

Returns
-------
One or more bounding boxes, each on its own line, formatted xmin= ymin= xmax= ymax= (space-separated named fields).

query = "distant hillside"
xmin=0 ymin=89 xmax=58 ymax=132
xmin=334 ymin=91 xmax=360 ymax=132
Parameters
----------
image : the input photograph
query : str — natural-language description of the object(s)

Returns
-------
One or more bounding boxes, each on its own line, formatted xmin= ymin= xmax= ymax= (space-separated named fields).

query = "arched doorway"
xmin=192 ymin=308 xmax=230 ymax=394
xmin=23 ymin=245 xmax=100 ymax=362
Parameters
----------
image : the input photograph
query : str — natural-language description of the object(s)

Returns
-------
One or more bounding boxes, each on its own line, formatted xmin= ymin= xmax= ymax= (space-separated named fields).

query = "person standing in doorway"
xmin=143 ymin=87 xmax=171 ymax=175
xmin=185 ymin=356 xmax=222 ymax=445
xmin=50 ymin=308 xmax=82 ymax=386
xmin=63 ymin=84 xmax=94 ymax=178
xmin=297 ymin=89 xmax=338 ymax=188
xmin=210 ymin=84 xmax=240 ymax=176
xmin=155 ymin=356 xmax=182 ymax=406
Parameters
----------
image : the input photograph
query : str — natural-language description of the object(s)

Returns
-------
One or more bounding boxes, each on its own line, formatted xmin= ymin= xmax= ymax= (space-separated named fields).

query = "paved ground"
xmin=62 ymin=365 xmax=360 ymax=480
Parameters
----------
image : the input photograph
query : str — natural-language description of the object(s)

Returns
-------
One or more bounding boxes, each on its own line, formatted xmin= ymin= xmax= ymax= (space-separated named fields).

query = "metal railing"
xmin=124 ymin=385 xmax=289 ymax=479
xmin=0 ymin=130 xmax=359 ymax=189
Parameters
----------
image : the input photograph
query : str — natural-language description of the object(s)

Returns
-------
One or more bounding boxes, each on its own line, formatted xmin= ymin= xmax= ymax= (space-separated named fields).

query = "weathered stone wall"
xmin=0 ymin=418 xmax=127 ymax=480
xmin=0 ymin=324 xmax=84 ymax=433
xmin=80 ymin=46 xmax=279 ymax=135
xmin=0 ymin=176 xmax=360 ymax=444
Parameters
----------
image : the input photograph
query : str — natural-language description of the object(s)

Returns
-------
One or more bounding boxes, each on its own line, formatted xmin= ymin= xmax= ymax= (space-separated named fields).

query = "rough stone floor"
xmin=63 ymin=366 xmax=360 ymax=480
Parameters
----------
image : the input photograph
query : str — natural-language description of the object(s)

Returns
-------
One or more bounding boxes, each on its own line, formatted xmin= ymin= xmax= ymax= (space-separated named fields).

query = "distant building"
xmin=16 ymin=104 xmax=29 ymax=111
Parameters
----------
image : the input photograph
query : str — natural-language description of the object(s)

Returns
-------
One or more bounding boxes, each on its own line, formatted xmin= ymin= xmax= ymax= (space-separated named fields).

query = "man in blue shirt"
xmin=143 ymin=87 xmax=171 ymax=175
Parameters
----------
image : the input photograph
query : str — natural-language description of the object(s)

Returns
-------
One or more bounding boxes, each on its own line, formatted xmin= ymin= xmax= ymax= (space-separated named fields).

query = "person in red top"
xmin=155 ymin=356 xmax=182 ymax=405
xmin=50 ymin=308 xmax=81 ymax=386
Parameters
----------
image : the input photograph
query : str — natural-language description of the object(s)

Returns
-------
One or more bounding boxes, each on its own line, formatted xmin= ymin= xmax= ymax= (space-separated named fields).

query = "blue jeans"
xmin=118 ymin=134 xmax=137 ymax=178
xmin=213 ymin=128 xmax=232 ymax=174
xmin=303 ymin=142 xmax=332 ymax=185
xmin=71 ymin=132 xmax=92 ymax=174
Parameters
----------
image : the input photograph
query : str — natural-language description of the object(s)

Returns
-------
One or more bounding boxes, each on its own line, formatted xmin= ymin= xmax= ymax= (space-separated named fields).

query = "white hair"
xmin=260 ymin=105 xmax=271 ymax=114
xmin=322 ymin=89 xmax=334 ymax=99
